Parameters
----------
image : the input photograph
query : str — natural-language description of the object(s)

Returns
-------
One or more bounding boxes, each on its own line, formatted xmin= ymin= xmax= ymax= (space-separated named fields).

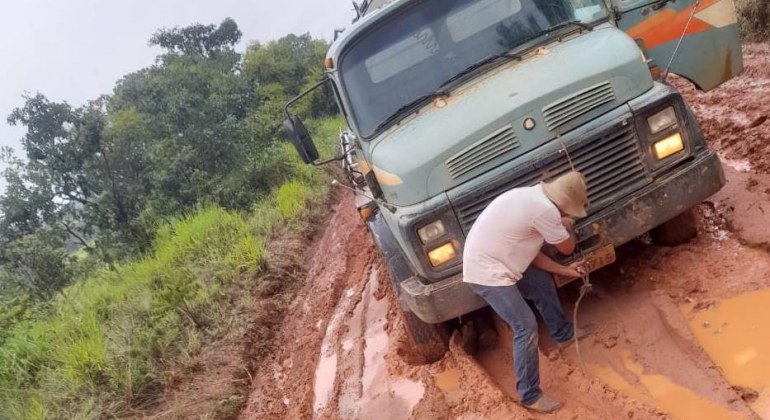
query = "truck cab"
xmin=284 ymin=0 xmax=742 ymax=362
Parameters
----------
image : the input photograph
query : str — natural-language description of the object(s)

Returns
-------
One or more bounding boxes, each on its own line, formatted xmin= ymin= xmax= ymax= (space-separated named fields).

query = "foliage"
xmin=0 ymin=19 xmax=336 ymax=306
xmin=0 ymin=118 xmax=341 ymax=420
xmin=149 ymin=18 xmax=242 ymax=59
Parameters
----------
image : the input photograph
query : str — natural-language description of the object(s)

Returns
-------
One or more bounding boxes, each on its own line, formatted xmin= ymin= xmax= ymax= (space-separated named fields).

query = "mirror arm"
xmin=283 ymin=79 xmax=330 ymax=119
xmin=312 ymin=154 xmax=346 ymax=166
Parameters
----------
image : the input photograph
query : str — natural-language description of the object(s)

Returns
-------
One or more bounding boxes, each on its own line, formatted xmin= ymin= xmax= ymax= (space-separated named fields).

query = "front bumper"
xmin=399 ymin=150 xmax=725 ymax=323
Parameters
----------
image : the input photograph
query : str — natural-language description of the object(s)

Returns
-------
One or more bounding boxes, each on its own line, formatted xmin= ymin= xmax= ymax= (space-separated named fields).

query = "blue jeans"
xmin=469 ymin=267 xmax=574 ymax=405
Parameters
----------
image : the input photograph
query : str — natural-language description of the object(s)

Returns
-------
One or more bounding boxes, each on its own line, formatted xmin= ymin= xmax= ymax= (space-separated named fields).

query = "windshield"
xmin=339 ymin=0 xmax=609 ymax=138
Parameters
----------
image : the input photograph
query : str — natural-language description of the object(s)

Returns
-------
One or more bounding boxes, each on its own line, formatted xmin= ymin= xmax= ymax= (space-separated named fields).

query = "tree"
xmin=0 ymin=20 xmax=336 ymax=302
xmin=149 ymin=18 xmax=242 ymax=59
xmin=0 ymin=229 xmax=73 ymax=301
xmin=243 ymin=34 xmax=337 ymax=138
xmin=244 ymin=34 xmax=327 ymax=95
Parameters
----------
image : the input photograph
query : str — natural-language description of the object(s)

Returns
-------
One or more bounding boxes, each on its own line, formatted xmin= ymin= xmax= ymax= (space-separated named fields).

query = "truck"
xmin=283 ymin=0 xmax=743 ymax=363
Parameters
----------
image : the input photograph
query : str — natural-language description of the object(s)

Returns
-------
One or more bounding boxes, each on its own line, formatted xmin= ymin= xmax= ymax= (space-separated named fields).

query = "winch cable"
xmin=662 ymin=0 xmax=702 ymax=82
xmin=572 ymin=257 xmax=615 ymax=420
xmin=556 ymin=133 xmax=614 ymax=418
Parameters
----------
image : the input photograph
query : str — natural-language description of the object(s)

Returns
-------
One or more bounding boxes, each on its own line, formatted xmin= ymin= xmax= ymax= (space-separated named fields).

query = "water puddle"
xmin=719 ymin=154 xmax=753 ymax=173
xmin=313 ymin=268 xmax=425 ymax=420
xmin=312 ymin=287 xmax=354 ymax=415
xmin=621 ymin=352 xmax=741 ymax=420
xmin=435 ymin=369 xmax=461 ymax=392
xmin=681 ymin=288 xmax=770 ymax=419
xmin=392 ymin=378 xmax=425 ymax=413
xmin=358 ymin=269 xmax=425 ymax=420
xmin=337 ymin=291 xmax=365 ymax=419
xmin=361 ymin=270 xmax=389 ymax=392
xmin=591 ymin=350 xmax=745 ymax=420
xmin=312 ymin=354 xmax=338 ymax=412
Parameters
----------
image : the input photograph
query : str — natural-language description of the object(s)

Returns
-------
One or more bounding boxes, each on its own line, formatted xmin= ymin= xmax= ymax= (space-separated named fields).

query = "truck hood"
xmin=368 ymin=26 xmax=653 ymax=207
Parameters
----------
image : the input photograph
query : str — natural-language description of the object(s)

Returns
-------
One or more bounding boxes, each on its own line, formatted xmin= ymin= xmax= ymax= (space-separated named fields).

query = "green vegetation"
xmin=0 ymin=121 xmax=339 ymax=419
xmin=0 ymin=19 xmax=334 ymax=305
xmin=0 ymin=17 xmax=341 ymax=420
xmin=736 ymin=0 xmax=769 ymax=40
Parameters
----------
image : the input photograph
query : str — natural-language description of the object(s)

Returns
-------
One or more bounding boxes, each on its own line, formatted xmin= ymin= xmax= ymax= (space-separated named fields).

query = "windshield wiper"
xmin=546 ymin=20 xmax=593 ymax=35
xmin=439 ymin=52 xmax=523 ymax=90
xmin=374 ymin=92 xmax=445 ymax=133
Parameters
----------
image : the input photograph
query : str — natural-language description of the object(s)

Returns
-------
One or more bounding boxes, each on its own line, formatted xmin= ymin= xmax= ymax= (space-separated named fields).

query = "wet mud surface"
xmin=240 ymin=44 xmax=770 ymax=420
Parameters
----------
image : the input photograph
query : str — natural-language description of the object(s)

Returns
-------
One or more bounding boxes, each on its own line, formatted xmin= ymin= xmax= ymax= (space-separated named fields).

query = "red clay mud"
xmin=241 ymin=44 xmax=770 ymax=420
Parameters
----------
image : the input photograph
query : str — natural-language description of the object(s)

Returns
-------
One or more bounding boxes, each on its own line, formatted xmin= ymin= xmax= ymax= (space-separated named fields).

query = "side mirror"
xmin=283 ymin=115 xmax=319 ymax=164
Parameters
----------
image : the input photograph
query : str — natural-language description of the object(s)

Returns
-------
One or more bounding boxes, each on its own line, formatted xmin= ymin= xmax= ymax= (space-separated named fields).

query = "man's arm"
xmin=532 ymin=252 xmax=585 ymax=277
xmin=554 ymin=217 xmax=577 ymax=255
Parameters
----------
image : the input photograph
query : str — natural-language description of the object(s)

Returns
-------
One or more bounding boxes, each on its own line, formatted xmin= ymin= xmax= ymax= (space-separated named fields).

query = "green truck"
xmin=283 ymin=0 xmax=742 ymax=362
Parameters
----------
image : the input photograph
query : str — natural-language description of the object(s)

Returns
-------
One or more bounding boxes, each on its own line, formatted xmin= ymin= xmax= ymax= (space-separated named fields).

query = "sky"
xmin=0 ymin=0 xmax=356 ymax=187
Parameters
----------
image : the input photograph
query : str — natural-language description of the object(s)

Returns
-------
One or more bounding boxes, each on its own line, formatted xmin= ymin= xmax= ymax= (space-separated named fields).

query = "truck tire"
xmin=397 ymin=309 xmax=450 ymax=365
xmin=366 ymin=211 xmax=450 ymax=364
xmin=651 ymin=208 xmax=698 ymax=246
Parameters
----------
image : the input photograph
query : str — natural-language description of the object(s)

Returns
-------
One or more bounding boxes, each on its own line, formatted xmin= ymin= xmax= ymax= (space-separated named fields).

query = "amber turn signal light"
xmin=650 ymin=65 xmax=662 ymax=80
xmin=427 ymin=242 xmax=456 ymax=267
xmin=653 ymin=133 xmax=684 ymax=160
xmin=358 ymin=205 xmax=374 ymax=222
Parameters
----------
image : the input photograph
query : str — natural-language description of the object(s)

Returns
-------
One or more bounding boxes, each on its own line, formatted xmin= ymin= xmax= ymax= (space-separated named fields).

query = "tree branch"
xmin=58 ymin=190 xmax=96 ymax=207
xmin=60 ymin=221 xmax=93 ymax=251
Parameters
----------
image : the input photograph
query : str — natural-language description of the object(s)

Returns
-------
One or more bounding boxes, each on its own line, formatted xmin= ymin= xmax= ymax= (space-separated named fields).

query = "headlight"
xmin=653 ymin=133 xmax=684 ymax=160
xmin=417 ymin=220 xmax=446 ymax=244
xmin=427 ymin=242 xmax=456 ymax=267
xmin=647 ymin=107 xmax=678 ymax=134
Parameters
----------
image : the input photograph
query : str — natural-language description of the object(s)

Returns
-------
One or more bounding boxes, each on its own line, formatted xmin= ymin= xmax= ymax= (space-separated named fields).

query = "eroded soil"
xmin=240 ymin=44 xmax=770 ymax=420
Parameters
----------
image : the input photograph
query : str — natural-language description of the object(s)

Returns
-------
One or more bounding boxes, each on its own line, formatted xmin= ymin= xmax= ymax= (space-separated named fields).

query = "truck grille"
xmin=453 ymin=125 xmax=650 ymax=233
xmin=543 ymin=82 xmax=615 ymax=131
xmin=446 ymin=125 xmax=520 ymax=179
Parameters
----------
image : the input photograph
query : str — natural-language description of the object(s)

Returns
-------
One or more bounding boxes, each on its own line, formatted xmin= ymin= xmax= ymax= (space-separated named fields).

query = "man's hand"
xmin=561 ymin=217 xmax=575 ymax=230
xmin=561 ymin=259 xmax=587 ymax=278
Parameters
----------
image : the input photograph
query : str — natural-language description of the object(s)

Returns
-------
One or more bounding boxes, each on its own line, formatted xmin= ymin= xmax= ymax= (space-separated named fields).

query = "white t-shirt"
xmin=462 ymin=184 xmax=570 ymax=287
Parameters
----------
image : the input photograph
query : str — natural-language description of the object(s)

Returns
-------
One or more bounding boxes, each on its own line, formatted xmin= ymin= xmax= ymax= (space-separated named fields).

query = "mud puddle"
xmin=591 ymin=350 xmax=749 ymax=420
xmin=682 ymin=288 xmax=770 ymax=419
xmin=474 ymin=286 xmax=758 ymax=420
xmin=314 ymin=267 xmax=425 ymax=420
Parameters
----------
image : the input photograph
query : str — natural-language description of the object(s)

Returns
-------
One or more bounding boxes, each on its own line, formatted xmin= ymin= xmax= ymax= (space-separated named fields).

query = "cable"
xmin=662 ymin=0 xmax=702 ymax=82
xmin=572 ymin=269 xmax=614 ymax=420
xmin=556 ymin=133 xmax=613 ymax=417
xmin=556 ymin=134 xmax=577 ymax=172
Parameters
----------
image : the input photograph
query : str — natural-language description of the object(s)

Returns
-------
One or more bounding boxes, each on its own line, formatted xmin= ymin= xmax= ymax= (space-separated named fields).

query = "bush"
xmin=0 ymin=117 xmax=342 ymax=419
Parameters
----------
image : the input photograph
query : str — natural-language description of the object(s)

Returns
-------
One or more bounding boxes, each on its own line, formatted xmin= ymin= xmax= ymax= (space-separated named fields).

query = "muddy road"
xmin=240 ymin=45 xmax=770 ymax=420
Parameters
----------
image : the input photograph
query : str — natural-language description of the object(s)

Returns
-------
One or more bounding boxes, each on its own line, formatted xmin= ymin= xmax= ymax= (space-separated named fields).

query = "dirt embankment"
xmin=240 ymin=44 xmax=770 ymax=420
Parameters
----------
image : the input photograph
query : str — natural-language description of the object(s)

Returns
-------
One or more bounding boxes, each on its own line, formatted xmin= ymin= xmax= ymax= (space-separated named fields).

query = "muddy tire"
xmin=652 ymin=209 xmax=698 ymax=246
xmin=398 ymin=310 xmax=450 ymax=365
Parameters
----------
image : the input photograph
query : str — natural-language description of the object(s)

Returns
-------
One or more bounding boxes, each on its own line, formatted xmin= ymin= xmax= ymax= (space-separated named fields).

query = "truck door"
xmin=613 ymin=0 xmax=743 ymax=91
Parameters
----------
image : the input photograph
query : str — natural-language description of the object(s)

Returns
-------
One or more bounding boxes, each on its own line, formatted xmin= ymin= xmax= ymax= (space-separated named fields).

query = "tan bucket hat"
xmin=542 ymin=171 xmax=588 ymax=218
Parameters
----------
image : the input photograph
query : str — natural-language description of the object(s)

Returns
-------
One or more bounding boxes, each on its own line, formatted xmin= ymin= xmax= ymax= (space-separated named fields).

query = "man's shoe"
xmin=523 ymin=395 xmax=563 ymax=413
xmin=558 ymin=324 xmax=596 ymax=349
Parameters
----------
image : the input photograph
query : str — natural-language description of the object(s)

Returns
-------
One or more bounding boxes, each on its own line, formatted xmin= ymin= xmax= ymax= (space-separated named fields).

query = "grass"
xmin=0 ymin=118 xmax=341 ymax=420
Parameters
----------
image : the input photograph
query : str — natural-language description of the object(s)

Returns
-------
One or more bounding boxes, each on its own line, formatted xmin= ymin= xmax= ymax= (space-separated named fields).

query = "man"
xmin=462 ymin=171 xmax=590 ymax=413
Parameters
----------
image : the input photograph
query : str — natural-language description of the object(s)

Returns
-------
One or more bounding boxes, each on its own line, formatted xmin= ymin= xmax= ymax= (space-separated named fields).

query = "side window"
xmin=330 ymin=79 xmax=350 ymax=122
